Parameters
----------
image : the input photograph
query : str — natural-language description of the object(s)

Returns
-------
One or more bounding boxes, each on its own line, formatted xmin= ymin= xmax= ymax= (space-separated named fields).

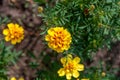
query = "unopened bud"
xmin=38 ymin=6 xmax=43 ymax=13
xmin=89 ymin=5 xmax=95 ymax=11
xmin=102 ymin=72 xmax=106 ymax=77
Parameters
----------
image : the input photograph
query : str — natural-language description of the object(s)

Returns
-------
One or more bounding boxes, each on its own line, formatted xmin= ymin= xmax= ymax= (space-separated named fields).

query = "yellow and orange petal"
xmin=45 ymin=27 xmax=72 ymax=53
xmin=3 ymin=23 xmax=24 ymax=45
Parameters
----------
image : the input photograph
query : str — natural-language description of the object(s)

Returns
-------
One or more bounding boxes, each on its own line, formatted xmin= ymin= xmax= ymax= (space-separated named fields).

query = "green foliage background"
xmin=0 ymin=17 xmax=21 ymax=80
xmin=0 ymin=0 xmax=120 ymax=80
xmin=36 ymin=0 xmax=120 ymax=80
xmin=40 ymin=0 xmax=120 ymax=61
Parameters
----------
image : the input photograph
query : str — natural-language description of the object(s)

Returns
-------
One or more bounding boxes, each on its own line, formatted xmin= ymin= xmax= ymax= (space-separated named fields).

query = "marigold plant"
xmin=3 ymin=23 xmax=24 ymax=45
xmin=45 ymin=27 xmax=72 ymax=53
xmin=41 ymin=0 xmax=120 ymax=61
xmin=57 ymin=54 xmax=84 ymax=79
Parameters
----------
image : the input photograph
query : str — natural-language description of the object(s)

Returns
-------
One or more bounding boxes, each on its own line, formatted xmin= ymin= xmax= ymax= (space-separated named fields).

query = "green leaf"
xmin=27 ymin=50 xmax=36 ymax=59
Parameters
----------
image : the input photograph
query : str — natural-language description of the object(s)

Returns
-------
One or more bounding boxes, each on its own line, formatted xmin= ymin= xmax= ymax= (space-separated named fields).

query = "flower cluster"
xmin=57 ymin=54 xmax=84 ymax=80
xmin=45 ymin=27 xmax=72 ymax=53
xmin=3 ymin=23 xmax=24 ymax=45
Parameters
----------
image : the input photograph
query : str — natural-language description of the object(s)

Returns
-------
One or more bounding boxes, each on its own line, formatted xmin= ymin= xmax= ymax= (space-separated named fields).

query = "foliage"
xmin=0 ymin=40 xmax=21 ymax=80
xmin=40 ymin=0 xmax=120 ymax=61
xmin=0 ymin=17 xmax=21 ymax=80
xmin=35 ymin=0 xmax=120 ymax=80
xmin=0 ymin=17 xmax=9 ymax=25
xmin=0 ymin=0 xmax=120 ymax=80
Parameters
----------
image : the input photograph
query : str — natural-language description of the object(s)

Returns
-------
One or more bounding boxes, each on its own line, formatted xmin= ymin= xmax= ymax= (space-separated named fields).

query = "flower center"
xmin=65 ymin=62 xmax=74 ymax=72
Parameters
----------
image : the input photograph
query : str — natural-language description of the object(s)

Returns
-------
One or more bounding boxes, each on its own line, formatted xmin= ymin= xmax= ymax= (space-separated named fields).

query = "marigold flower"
xmin=3 ymin=23 xmax=24 ymax=45
xmin=57 ymin=54 xmax=84 ymax=80
xmin=10 ymin=77 xmax=16 ymax=80
xmin=45 ymin=27 xmax=72 ymax=53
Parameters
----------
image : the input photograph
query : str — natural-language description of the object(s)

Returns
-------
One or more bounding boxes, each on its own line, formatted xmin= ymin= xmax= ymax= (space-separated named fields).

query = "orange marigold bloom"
xmin=58 ymin=54 xmax=84 ymax=80
xmin=3 ymin=23 xmax=24 ymax=45
xmin=45 ymin=27 xmax=72 ymax=53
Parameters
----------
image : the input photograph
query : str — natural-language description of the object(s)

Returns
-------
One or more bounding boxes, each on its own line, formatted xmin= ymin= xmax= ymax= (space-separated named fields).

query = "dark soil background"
xmin=0 ymin=0 xmax=120 ymax=80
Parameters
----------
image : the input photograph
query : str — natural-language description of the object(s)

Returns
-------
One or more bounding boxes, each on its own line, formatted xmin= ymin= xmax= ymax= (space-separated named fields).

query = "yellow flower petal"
xmin=15 ymin=23 xmax=19 ymax=28
xmin=67 ymin=54 xmax=73 ymax=59
xmin=54 ymin=27 xmax=64 ymax=32
xmin=10 ymin=77 xmax=16 ymax=80
xmin=61 ymin=57 xmax=67 ymax=65
xmin=11 ymin=39 xmax=17 ymax=45
xmin=17 ymin=38 xmax=22 ymax=43
xmin=57 ymin=68 xmax=65 ymax=76
xmin=3 ymin=29 xmax=9 ymax=35
xmin=48 ymin=28 xmax=54 ymax=36
xmin=77 ymin=64 xmax=84 ymax=71
xmin=18 ymin=77 xmax=24 ymax=80
xmin=73 ymin=57 xmax=80 ymax=64
xmin=55 ymin=48 xmax=63 ymax=53
xmin=60 ymin=54 xmax=72 ymax=65
xmin=72 ymin=70 xmax=79 ymax=78
xmin=64 ymin=45 xmax=70 ymax=50
xmin=7 ymin=23 xmax=14 ymax=29
xmin=66 ymin=73 xmax=72 ymax=80
xmin=20 ymin=35 xmax=24 ymax=40
xmin=5 ymin=36 xmax=10 ymax=41
xmin=45 ymin=35 xmax=50 ymax=41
